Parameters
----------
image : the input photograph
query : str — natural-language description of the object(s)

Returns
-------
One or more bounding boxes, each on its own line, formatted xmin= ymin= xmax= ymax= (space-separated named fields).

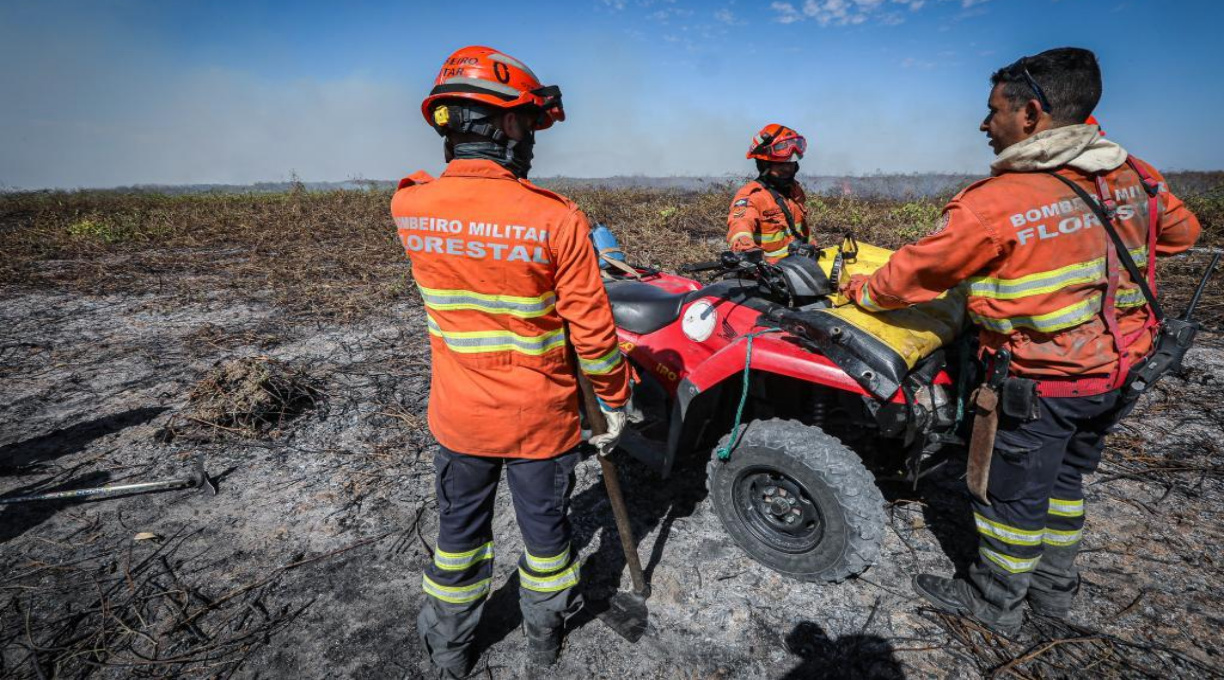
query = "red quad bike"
xmin=602 ymin=242 xmax=967 ymax=583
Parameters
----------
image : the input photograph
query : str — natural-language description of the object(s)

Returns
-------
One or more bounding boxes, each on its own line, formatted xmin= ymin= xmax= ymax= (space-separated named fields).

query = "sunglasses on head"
xmin=1016 ymin=58 xmax=1052 ymax=113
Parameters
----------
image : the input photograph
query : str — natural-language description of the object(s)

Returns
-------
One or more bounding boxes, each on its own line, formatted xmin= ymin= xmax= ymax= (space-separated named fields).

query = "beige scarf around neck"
xmin=991 ymin=124 xmax=1128 ymax=176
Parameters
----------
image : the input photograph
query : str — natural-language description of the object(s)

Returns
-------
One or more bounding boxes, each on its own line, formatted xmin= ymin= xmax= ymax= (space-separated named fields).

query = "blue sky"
xmin=1 ymin=0 xmax=1220 ymax=188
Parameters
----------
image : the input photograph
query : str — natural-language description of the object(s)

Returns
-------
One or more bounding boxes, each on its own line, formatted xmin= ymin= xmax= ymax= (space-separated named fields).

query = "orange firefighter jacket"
xmin=726 ymin=181 xmax=813 ymax=262
xmin=390 ymin=159 xmax=631 ymax=458
xmin=844 ymin=158 xmax=1200 ymax=384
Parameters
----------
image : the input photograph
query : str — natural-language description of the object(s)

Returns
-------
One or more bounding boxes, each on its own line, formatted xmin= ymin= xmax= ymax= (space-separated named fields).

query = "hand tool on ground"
xmin=0 ymin=455 xmax=217 ymax=505
xmin=574 ymin=364 xmax=651 ymax=642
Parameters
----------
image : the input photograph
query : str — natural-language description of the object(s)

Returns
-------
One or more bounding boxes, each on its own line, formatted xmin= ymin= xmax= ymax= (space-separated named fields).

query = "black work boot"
xmin=1028 ymin=544 xmax=1080 ymax=620
xmin=523 ymin=621 xmax=563 ymax=669
xmin=1027 ymin=575 xmax=1078 ymax=620
xmin=913 ymin=574 xmax=1021 ymax=638
xmin=418 ymin=603 xmax=478 ymax=679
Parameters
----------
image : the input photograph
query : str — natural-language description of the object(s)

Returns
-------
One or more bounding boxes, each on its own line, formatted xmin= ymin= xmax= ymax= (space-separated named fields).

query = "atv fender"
xmin=665 ymin=332 xmax=890 ymax=476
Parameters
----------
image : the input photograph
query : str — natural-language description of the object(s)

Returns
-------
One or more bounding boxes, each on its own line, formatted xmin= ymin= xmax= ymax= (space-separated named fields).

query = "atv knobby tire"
xmin=707 ymin=418 xmax=885 ymax=582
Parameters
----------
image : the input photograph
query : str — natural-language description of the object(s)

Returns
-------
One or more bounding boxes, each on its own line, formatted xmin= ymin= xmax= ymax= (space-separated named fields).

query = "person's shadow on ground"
xmin=781 ymin=620 xmax=905 ymax=679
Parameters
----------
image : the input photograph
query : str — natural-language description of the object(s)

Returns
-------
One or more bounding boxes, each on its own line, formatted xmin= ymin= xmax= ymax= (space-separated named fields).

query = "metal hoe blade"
xmin=599 ymin=589 xmax=650 ymax=643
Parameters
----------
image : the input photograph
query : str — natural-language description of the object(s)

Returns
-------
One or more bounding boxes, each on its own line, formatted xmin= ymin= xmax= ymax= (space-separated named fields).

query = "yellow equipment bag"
xmin=777 ymin=238 xmax=967 ymax=399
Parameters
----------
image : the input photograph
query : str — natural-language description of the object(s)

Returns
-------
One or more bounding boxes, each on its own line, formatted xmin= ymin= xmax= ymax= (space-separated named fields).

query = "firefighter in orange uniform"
xmin=726 ymin=124 xmax=814 ymax=262
xmin=392 ymin=46 xmax=631 ymax=677
xmin=842 ymin=48 xmax=1200 ymax=635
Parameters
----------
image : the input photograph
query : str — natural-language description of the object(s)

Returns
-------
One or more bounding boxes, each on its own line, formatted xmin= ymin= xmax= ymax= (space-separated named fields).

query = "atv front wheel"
xmin=707 ymin=418 xmax=885 ymax=582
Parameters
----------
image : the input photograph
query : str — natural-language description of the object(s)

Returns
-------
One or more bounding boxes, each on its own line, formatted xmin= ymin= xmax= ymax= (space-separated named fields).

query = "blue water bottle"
xmin=590 ymin=222 xmax=625 ymax=269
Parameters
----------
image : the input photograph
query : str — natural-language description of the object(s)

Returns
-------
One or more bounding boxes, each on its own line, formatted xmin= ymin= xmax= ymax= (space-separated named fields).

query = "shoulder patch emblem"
xmin=732 ymin=210 xmax=747 ymax=218
xmin=734 ymin=198 xmax=750 ymax=207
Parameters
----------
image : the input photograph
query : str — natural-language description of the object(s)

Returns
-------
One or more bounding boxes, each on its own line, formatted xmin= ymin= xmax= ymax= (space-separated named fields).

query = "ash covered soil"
xmin=2 ymin=284 xmax=1222 ymax=680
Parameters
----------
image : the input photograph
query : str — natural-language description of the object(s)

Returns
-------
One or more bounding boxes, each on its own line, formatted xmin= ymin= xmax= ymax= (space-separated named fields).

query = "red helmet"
xmin=421 ymin=45 xmax=564 ymax=131
xmin=747 ymin=124 xmax=806 ymax=162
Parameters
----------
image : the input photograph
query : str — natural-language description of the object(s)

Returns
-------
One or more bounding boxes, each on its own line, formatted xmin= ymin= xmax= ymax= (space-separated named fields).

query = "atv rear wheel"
xmin=707 ymin=418 xmax=885 ymax=582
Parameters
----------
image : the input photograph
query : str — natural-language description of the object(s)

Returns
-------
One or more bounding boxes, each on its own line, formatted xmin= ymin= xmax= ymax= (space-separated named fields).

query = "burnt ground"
xmin=2 ymin=278 xmax=1223 ymax=679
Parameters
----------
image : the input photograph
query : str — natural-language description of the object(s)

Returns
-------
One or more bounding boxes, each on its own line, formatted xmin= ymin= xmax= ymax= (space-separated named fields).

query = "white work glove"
xmin=589 ymin=406 xmax=627 ymax=456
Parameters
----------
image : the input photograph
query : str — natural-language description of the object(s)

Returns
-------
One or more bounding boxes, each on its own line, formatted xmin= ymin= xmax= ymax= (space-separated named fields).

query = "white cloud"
xmin=770 ymin=0 xmax=985 ymax=25
xmin=715 ymin=8 xmax=739 ymax=24
xmin=771 ymin=2 xmax=804 ymax=23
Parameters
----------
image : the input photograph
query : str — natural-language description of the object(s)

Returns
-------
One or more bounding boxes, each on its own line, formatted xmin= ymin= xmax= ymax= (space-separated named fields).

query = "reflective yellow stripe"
xmin=728 ymin=231 xmax=755 ymax=245
xmin=1116 ymin=286 xmax=1147 ymax=308
xmin=1043 ymin=528 xmax=1083 ymax=547
xmin=974 ymin=513 xmax=1043 ymax=547
xmin=422 ymin=575 xmax=491 ymax=604
xmin=763 ymin=243 xmax=790 ymax=258
xmin=427 ymin=316 xmax=566 ymax=356
xmin=1047 ymin=498 xmax=1084 ymax=518
xmin=434 ymin=542 xmax=494 ymax=571
xmin=519 ymin=562 xmax=580 ymax=593
xmin=578 ymin=347 xmax=623 ymax=376
xmin=418 ymin=285 xmax=556 ymax=319
xmin=980 ymin=547 xmax=1041 ymax=574
xmin=971 ymin=294 xmax=1102 ymax=334
xmin=969 ymin=258 xmax=1105 ymax=300
xmin=967 ymin=247 xmax=1146 ymax=301
xmin=758 ymin=230 xmax=789 ymax=244
xmin=524 ymin=547 xmax=570 ymax=574
xmin=857 ymin=282 xmax=889 ymax=313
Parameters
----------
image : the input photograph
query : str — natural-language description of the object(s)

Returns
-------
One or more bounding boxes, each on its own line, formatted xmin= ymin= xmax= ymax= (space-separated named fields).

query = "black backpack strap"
xmin=754 ymin=180 xmax=807 ymax=241
xmin=1044 ymin=171 xmax=1165 ymax=321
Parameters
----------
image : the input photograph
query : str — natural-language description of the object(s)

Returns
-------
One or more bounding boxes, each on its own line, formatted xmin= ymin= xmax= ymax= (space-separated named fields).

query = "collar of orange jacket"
xmin=442 ymin=158 xmax=517 ymax=180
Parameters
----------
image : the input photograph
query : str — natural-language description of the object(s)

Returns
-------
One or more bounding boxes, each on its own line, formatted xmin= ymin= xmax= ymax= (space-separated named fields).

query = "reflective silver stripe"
xmin=418 ymin=285 xmax=556 ymax=318
xmin=1047 ymin=497 xmax=1084 ymax=518
xmin=1043 ymin=528 xmax=1083 ymax=547
xmin=442 ymin=75 xmax=520 ymax=98
xmin=579 ymin=348 xmax=623 ymax=376
xmin=974 ymin=513 xmax=1043 ymax=547
xmin=489 ymin=52 xmax=539 ymax=80
xmin=858 ymin=282 xmax=889 ymax=312
xmin=524 ymin=547 xmax=570 ymax=574
xmin=1116 ymin=287 xmax=1146 ymax=308
xmin=422 ymin=575 xmax=491 ymax=604
xmin=519 ymin=562 xmax=580 ymax=593
xmin=434 ymin=542 xmax=494 ymax=571
xmin=980 ymin=547 xmax=1041 ymax=574
xmin=426 ymin=316 xmax=566 ymax=356
xmin=763 ymin=243 xmax=789 ymax=258
xmin=967 ymin=247 xmax=1147 ymax=301
xmin=971 ymin=294 xmax=1101 ymax=334
xmin=968 ymin=259 xmax=1105 ymax=300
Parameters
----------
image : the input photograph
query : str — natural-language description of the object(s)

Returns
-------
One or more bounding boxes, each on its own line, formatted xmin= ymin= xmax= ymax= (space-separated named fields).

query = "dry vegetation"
xmin=3 ymin=173 xmax=1218 ymax=323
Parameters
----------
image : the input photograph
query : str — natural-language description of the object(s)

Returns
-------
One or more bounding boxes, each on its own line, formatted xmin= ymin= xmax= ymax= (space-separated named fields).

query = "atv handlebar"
xmin=679 ymin=260 xmax=726 ymax=273
xmin=680 ymin=250 xmax=762 ymax=274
